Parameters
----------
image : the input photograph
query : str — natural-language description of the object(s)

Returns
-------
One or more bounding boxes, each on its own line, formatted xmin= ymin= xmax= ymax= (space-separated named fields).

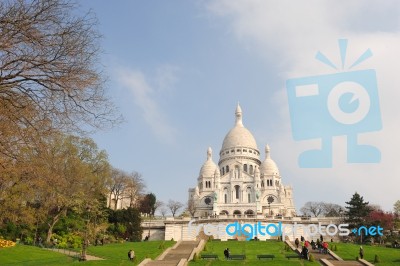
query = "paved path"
xmin=45 ymin=248 xmax=104 ymax=261
xmin=145 ymin=241 xmax=199 ymax=266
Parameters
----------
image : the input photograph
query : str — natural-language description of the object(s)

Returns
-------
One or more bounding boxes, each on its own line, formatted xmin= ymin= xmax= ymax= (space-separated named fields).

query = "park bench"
xmin=257 ymin=254 xmax=275 ymax=260
xmin=229 ymin=254 xmax=246 ymax=260
xmin=285 ymin=254 xmax=300 ymax=259
xmin=201 ymin=254 xmax=218 ymax=259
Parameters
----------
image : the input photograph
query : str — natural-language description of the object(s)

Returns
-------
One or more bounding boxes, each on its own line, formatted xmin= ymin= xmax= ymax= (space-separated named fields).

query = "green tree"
xmin=140 ymin=193 xmax=157 ymax=216
xmin=345 ymin=192 xmax=371 ymax=228
xmin=107 ymin=207 xmax=142 ymax=241
xmin=394 ymin=200 xmax=400 ymax=216
xmin=30 ymin=134 xmax=110 ymax=243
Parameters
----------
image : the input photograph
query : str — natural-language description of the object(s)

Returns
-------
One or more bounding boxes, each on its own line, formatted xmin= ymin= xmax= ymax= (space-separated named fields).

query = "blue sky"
xmin=79 ymin=0 xmax=400 ymax=213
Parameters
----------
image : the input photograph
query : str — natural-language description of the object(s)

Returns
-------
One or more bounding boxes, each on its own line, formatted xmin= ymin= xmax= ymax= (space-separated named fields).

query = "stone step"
xmin=330 ymin=261 xmax=364 ymax=266
xmin=145 ymin=261 xmax=179 ymax=266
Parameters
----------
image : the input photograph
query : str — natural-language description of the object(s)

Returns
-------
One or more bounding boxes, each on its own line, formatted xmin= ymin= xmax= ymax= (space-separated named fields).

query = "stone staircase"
xmin=288 ymin=240 xmax=365 ymax=266
xmin=143 ymin=241 xmax=199 ymax=266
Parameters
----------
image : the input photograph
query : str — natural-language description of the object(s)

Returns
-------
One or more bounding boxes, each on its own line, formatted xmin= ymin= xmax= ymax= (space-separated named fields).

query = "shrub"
xmin=24 ymin=236 xmax=34 ymax=245
xmin=374 ymin=254 xmax=381 ymax=263
xmin=334 ymin=245 xmax=337 ymax=251
xmin=0 ymin=238 xmax=16 ymax=248
xmin=158 ymin=242 xmax=165 ymax=250
xmin=192 ymin=252 xmax=198 ymax=262
xmin=309 ymin=254 xmax=315 ymax=262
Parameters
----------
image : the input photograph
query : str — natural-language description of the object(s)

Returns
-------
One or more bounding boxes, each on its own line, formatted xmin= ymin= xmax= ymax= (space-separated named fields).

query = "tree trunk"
xmin=45 ymin=209 xmax=66 ymax=243
xmin=114 ymin=197 xmax=118 ymax=210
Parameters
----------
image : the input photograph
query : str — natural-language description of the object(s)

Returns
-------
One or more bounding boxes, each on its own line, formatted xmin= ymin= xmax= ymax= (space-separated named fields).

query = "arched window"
xmin=261 ymin=180 xmax=264 ymax=187
xmin=234 ymin=185 xmax=240 ymax=199
xmin=249 ymin=165 xmax=253 ymax=174
xmin=226 ymin=165 xmax=229 ymax=173
xmin=244 ymin=164 xmax=248 ymax=172
xmin=222 ymin=168 xmax=225 ymax=175
xmin=224 ymin=194 xmax=227 ymax=203
xmin=248 ymin=193 xmax=251 ymax=203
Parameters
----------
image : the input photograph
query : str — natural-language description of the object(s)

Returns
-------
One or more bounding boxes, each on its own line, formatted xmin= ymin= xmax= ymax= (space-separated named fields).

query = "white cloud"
xmin=207 ymin=0 xmax=400 ymax=211
xmin=117 ymin=67 xmax=178 ymax=144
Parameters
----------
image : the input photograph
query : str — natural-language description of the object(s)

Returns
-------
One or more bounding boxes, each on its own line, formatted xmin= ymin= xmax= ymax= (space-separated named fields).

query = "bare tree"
xmin=187 ymin=198 xmax=197 ymax=217
xmin=124 ymin=172 xmax=145 ymax=208
xmin=323 ymin=203 xmax=345 ymax=217
xmin=107 ymin=168 xmax=129 ymax=210
xmin=159 ymin=207 xmax=168 ymax=218
xmin=154 ymin=200 xmax=164 ymax=216
xmin=0 ymin=0 xmax=120 ymax=161
xmin=167 ymin=200 xmax=183 ymax=217
xmin=106 ymin=169 xmax=145 ymax=210
xmin=300 ymin=201 xmax=324 ymax=217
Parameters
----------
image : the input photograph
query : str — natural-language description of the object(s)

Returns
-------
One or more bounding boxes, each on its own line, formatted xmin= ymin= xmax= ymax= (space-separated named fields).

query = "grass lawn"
xmin=0 ymin=241 xmax=175 ymax=266
xmin=189 ymin=240 xmax=318 ymax=265
xmin=332 ymin=243 xmax=400 ymax=265
xmin=0 ymin=245 xmax=73 ymax=265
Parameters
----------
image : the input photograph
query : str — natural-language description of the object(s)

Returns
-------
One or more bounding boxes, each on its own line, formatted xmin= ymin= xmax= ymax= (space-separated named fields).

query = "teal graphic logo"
xmin=286 ymin=39 xmax=382 ymax=168
xmin=351 ymin=225 xmax=383 ymax=236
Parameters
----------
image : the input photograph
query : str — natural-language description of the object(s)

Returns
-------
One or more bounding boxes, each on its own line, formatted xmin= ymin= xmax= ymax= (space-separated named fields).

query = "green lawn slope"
xmin=0 ymin=241 xmax=175 ymax=266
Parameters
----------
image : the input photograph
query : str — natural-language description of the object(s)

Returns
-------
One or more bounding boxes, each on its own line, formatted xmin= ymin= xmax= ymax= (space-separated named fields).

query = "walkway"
xmin=45 ymin=248 xmax=104 ymax=261
xmin=144 ymin=241 xmax=199 ymax=266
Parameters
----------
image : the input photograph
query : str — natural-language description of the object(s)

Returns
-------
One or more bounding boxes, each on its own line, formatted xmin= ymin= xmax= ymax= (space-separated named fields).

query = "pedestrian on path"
xmin=295 ymin=238 xmax=299 ymax=248
xmin=359 ymin=246 xmax=364 ymax=259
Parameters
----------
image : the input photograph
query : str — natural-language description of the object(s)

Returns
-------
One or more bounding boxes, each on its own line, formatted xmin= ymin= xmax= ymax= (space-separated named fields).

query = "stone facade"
xmin=188 ymin=104 xmax=296 ymax=218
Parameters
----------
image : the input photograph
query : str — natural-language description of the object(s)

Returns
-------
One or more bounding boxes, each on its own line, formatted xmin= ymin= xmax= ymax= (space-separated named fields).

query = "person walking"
xmin=295 ymin=238 xmax=300 ymax=248
xmin=359 ymin=246 xmax=364 ymax=259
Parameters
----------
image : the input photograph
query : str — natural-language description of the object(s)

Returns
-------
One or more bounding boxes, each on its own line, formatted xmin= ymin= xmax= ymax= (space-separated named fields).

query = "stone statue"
xmin=256 ymin=189 xmax=260 ymax=200
xmin=213 ymin=191 xmax=218 ymax=201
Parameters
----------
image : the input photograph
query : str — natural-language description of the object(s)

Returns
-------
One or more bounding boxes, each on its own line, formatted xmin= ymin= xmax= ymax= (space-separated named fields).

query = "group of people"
xmin=223 ymin=248 xmax=230 ymax=259
xmin=294 ymin=235 xmax=330 ymax=260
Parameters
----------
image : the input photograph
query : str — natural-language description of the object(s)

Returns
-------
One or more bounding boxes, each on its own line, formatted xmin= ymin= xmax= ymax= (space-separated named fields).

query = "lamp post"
xmin=80 ymin=206 xmax=90 ymax=261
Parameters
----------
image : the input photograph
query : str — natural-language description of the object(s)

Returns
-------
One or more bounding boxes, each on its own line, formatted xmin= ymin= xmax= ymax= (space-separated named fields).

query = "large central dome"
xmin=221 ymin=104 xmax=258 ymax=151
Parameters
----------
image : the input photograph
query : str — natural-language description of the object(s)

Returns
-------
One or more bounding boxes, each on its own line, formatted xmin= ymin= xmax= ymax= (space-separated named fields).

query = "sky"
xmin=78 ymin=0 xmax=400 ymax=213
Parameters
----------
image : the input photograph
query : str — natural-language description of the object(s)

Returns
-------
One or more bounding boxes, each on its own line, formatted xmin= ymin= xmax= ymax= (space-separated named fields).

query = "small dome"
xmin=260 ymin=145 xmax=279 ymax=175
xmin=199 ymin=147 xmax=218 ymax=177
xmin=221 ymin=104 xmax=258 ymax=151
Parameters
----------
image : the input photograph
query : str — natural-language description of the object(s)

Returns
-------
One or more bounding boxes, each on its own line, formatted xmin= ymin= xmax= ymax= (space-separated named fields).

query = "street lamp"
xmin=80 ymin=206 xmax=90 ymax=261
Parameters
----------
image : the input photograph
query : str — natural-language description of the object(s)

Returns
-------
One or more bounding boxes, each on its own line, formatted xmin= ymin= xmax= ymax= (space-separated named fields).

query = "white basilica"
xmin=188 ymin=104 xmax=296 ymax=218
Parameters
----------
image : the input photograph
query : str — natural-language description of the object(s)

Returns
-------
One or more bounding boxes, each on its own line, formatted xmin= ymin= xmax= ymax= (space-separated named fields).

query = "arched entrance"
xmin=244 ymin=209 xmax=255 ymax=217
xmin=219 ymin=210 xmax=229 ymax=216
